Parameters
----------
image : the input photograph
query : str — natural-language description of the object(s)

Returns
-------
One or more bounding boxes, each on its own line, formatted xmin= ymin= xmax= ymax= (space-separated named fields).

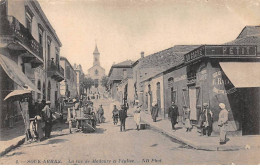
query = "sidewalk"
xmin=0 ymin=121 xmax=25 ymax=157
xmin=135 ymin=109 xmax=260 ymax=151
xmin=0 ymin=120 xmax=68 ymax=157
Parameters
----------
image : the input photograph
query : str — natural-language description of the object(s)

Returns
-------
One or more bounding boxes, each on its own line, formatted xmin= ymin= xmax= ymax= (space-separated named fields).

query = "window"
xmin=171 ymin=87 xmax=177 ymax=103
xmin=168 ymin=77 xmax=174 ymax=88
xmin=38 ymin=24 xmax=44 ymax=46
xmin=47 ymin=37 xmax=51 ymax=61
xmin=95 ymin=69 xmax=99 ymax=75
xmin=25 ymin=6 xmax=34 ymax=33
xmin=55 ymin=47 xmax=59 ymax=67
xmin=37 ymin=80 xmax=41 ymax=99
xmin=123 ymin=69 xmax=127 ymax=78
xmin=47 ymin=81 xmax=51 ymax=101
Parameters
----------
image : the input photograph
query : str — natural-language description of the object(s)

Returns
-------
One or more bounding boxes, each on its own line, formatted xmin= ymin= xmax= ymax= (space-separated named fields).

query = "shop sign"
xmin=206 ymin=45 xmax=256 ymax=56
xmin=184 ymin=46 xmax=205 ymax=63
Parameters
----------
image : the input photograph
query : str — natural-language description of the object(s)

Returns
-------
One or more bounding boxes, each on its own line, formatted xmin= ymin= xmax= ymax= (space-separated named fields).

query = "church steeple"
xmin=93 ymin=44 xmax=100 ymax=66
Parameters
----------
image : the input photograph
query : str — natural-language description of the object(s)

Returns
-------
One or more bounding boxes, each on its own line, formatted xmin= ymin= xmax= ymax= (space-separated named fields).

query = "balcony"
xmin=0 ymin=16 xmax=43 ymax=67
xmin=47 ymin=59 xmax=64 ymax=82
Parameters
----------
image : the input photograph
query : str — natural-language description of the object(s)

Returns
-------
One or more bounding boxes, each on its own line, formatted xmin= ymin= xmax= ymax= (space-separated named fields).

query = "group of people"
xmin=149 ymin=100 xmax=229 ymax=145
xmin=29 ymin=99 xmax=54 ymax=142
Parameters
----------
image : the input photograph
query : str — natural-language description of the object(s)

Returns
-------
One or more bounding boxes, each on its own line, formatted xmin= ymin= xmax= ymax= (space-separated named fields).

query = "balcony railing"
xmin=47 ymin=59 xmax=64 ymax=82
xmin=0 ymin=16 xmax=43 ymax=60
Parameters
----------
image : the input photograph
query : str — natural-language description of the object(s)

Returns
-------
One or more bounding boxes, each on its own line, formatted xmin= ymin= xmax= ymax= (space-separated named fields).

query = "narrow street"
xmin=0 ymin=99 xmax=259 ymax=165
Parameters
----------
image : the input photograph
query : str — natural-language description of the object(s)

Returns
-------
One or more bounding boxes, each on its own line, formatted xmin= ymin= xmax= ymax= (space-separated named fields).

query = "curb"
xmin=0 ymin=137 xmax=25 ymax=157
xmin=142 ymin=119 xmax=243 ymax=151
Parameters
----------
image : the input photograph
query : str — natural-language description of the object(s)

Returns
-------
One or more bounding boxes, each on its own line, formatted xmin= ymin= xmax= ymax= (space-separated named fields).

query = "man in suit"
xmin=168 ymin=101 xmax=179 ymax=131
xmin=119 ymin=104 xmax=127 ymax=132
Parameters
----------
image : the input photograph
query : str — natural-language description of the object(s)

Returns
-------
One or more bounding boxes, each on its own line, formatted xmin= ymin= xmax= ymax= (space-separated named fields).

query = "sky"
xmin=38 ymin=0 xmax=260 ymax=75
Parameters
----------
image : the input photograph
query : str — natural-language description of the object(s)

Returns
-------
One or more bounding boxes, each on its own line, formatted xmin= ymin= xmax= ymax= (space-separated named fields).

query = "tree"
xmin=101 ymin=76 xmax=109 ymax=90
xmin=82 ymin=77 xmax=94 ymax=92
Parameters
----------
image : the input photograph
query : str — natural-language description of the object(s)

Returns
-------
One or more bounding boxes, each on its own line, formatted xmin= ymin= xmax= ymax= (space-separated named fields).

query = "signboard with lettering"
xmin=205 ymin=45 xmax=257 ymax=56
xmin=184 ymin=45 xmax=257 ymax=63
xmin=184 ymin=46 xmax=205 ymax=63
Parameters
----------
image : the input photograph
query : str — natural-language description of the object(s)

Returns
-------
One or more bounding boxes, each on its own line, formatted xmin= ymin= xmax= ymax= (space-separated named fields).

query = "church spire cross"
xmin=93 ymin=44 xmax=99 ymax=54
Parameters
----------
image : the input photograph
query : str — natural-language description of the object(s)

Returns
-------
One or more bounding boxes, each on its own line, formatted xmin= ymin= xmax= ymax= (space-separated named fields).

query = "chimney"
xmin=141 ymin=51 xmax=144 ymax=58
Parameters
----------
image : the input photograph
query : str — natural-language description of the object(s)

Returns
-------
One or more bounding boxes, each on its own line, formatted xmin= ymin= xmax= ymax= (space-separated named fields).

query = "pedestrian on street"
xmin=151 ymin=102 xmax=159 ymax=122
xmin=112 ymin=105 xmax=119 ymax=125
xmin=218 ymin=103 xmax=229 ymax=145
xmin=97 ymin=104 xmax=104 ymax=123
xmin=35 ymin=99 xmax=44 ymax=141
xmin=200 ymin=103 xmax=213 ymax=136
xmin=42 ymin=101 xmax=53 ymax=138
xmin=168 ymin=101 xmax=179 ymax=131
xmin=183 ymin=106 xmax=192 ymax=132
xmin=133 ymin=100 xmax=142 ymax=131
xmin=119 ymin=104 xmax=127 ymax=132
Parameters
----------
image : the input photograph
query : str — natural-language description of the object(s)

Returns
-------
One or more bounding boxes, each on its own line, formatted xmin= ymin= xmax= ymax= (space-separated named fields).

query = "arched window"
xmin=47 ymin=81 xmax=51 ymax=101
xmin=95 ymin=69 xmax=99 ymax=75
xmin=37 ymin=80 xmax=41 ymax=99
xmin=168 ymin=77 xmax=174 ymax=88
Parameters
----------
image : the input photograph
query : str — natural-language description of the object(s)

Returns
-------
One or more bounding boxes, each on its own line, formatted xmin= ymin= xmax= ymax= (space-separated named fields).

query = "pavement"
xmin=136 ymin=107 xmax=260 ymax=151
xmin=0 ymin=119 xmax=67 ymax=157
xmin=0 ymin=121 xmax=25 ymax=157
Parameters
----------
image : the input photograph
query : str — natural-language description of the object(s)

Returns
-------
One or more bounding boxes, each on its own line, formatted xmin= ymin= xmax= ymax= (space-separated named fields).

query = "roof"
xmin=138 ymin=45 xmax=200 ymax=82
xmin=236 ymin=26 xmax=260 ymax=39
xmin=113 ymin=60 xmax=134 ymax=67
xmin=93 ymin=44 xmax=99 ymax=54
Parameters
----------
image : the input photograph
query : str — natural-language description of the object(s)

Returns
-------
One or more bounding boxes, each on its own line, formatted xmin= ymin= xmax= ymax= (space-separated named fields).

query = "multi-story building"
xmin=60 ymin=57 xmax=77 ymax=99
xmin=0 ymin=0 xmax=63 ymax=127
xmin=73 ymin=63 xmax=85 ymax=97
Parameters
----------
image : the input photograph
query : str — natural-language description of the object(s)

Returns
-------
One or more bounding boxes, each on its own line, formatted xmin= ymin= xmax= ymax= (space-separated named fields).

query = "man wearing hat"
xmin=42 ymin=101 xmax=53 ymax=138
xmin=200 ymin=103 xmax=213 ymax=136
xmin=218 ymin=103 xmax=229 ymax=144
xmin=168 ymin=101 xmax=179 ymax=131
xmin=119 ymin=104 xmax=127 ymax=132
xmin=151 ymin=102 xmax=159 ymax=122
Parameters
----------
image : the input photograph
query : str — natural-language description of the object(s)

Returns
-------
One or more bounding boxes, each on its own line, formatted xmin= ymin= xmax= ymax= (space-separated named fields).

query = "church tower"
xmin=93 ymin=44 xmax=100 ymax=66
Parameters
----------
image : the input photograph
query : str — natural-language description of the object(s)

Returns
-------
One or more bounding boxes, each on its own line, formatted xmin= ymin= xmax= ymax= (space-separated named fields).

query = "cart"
xmin=75 ymin=109 xmax=96 ymax=133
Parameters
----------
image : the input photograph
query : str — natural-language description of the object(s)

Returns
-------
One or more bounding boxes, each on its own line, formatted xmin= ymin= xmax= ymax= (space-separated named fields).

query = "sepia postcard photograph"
xmin=0 ymin=0 xmax=260 ymax=165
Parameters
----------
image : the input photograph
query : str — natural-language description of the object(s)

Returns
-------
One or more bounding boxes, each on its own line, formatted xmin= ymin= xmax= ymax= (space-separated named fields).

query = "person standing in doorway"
xmin=168 ymin=101 xmax=179 ymax=131
xmin=201 ymin=103 xmax=213 ymax=136
xmin=42 ymin=101 xmax=53 ymax=138
xmin=218 ymin=103 xmax=229 ymax=145
xmin=151 ymin=102 xmax=159 ymax=122
xmin=119 ymin=104 xmax=127 ymax=132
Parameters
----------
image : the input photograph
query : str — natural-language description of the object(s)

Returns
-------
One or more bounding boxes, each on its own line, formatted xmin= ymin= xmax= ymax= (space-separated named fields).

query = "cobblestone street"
xmin=0 ymin=99 xmax=259 ymax=165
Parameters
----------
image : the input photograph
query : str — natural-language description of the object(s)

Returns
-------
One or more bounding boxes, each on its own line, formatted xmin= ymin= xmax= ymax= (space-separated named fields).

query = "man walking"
xmin=42 ymin=101 xmax=53 ymax=138
xmin=133 ymin=100 xmax=142 ymax=131
xmin=119 ymin=104 xmax=127 ymax=132
xmin=151 ymin=102 xmax=159 ymax=122
xmin=168 ymin=101 xmax=179 ymax=131
xmin=97 ymin=104 xmax=104 ymax=123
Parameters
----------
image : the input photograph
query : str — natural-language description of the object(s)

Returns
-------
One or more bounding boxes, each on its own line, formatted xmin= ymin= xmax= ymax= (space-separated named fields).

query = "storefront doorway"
xmin=189 ymin=86 xmax=197 ymax=121
xmin=240 ymin=88 xmax=260 ymax=135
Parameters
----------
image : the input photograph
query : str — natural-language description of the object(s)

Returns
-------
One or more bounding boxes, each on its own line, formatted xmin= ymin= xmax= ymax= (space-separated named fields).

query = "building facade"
xmin=60 ymin=57 xmax=77 ymax=99
xmin=0 ymin=0 xmax=63 ymax=127
xmin=73 ymin=64 xmax=85 ymax=98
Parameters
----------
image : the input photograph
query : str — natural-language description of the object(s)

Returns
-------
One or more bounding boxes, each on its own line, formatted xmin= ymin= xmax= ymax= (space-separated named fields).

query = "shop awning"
xmin=0 ymin=54 xmax=41 ymax=93
xmin=220 ymin=62 xmax=260 ymax=88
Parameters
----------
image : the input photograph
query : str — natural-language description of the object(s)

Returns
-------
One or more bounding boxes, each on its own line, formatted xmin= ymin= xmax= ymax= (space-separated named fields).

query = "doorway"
xmin=240 ymin=88 xmax=260 ymax=135
xmin=189 ymin=86 xmax=197 ymax=121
